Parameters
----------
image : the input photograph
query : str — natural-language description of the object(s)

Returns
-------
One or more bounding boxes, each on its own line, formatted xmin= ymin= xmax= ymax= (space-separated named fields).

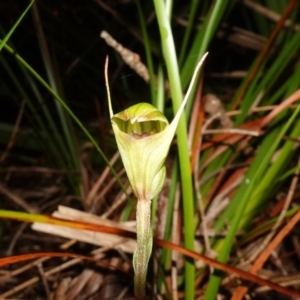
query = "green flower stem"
xmin=133 ymin=199 xmax=153 ymax=299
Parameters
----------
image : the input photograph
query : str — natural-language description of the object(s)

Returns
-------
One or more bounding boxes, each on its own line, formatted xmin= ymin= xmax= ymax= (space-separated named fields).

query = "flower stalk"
xmin=133 ymin=199 xmax=152 ymax=298
xmin=104 ymin=53 xmax=207 ymax=299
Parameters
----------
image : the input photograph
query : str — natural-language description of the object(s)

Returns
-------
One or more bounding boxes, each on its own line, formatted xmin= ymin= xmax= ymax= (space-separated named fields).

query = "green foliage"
xmin=1 ymin=0 xmax=300 ymax=299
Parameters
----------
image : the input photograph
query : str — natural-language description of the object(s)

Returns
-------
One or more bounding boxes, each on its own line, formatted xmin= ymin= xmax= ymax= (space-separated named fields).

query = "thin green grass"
xmin=152 ymin=1 xmax=196 ymax=297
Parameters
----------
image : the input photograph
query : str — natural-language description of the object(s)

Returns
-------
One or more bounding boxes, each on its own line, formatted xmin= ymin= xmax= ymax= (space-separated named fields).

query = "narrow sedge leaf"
xmin=0 ymin=0 xmax=34 ymax=52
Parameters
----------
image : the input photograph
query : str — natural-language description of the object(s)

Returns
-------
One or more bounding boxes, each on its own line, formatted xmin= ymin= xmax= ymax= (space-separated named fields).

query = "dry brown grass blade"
xmin=261 ymin=88 xmax=300 ymax=127
xmin=0 ymin=245 xmax=131 ymax=299
xmin=32 ymin=205 xmax=136 ymax=253
xmin=0 ymin=252 xmax=100 ymax=268
xmin=189 ymin=83 xmax=204 ymax=170
xmin=231 ymin=160 xmax=300 ymax=300
xmin=154 ymin=237 xmax=300 ymax=299
xmin=196 ymin=88 xmax=300 ymax=191
xmin=0 ymin=183 xmax=37 ymax=213
xmin=205 ymin=157 xmax=250 ymax=205
xmin=243 ymin=0 xmax=300 ymax=30
xmin=200 ymin=117 xmax=264 ymax=153
xmin=84 ymin=151 xmax=120 ymax=212
xmin=0 ymin=99 xmax=25 ymax=164
xmin=2 ymin=210 xmax=300 ymax=298
xmin=233 ymin=0 xmax=299 ymax=109
xmin=2 ymin=241 xmax=300 ymax=298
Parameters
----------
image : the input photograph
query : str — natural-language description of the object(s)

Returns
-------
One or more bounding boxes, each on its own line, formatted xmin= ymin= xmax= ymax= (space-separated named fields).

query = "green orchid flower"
xmin=109 ymin=102 xmax=169 ymax=202
xmin=104 ymin=53 xmax=208 ymax=299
